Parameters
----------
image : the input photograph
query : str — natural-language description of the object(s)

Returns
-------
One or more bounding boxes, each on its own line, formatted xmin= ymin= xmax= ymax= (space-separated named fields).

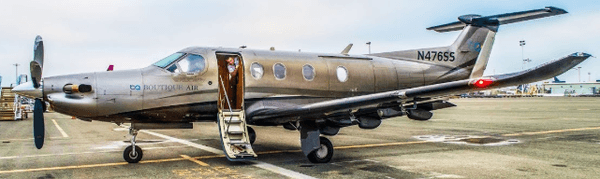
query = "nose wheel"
xmin=123 ymin=128 xmax=143 ymax=163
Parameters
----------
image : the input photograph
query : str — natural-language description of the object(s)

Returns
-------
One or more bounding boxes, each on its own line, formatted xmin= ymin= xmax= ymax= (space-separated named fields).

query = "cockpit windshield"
xmin=153 ymin=52 xmax=185 ymax=68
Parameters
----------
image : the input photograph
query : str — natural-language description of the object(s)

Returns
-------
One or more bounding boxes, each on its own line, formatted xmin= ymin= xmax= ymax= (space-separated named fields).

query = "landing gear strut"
xmin=307 ymin=137 xmax=334 ymax=163
xmin=123 ymin=128 xmax=143 ymax=163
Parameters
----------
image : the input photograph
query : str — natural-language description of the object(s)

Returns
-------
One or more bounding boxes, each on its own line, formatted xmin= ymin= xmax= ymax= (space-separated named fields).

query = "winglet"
xmin=107 ymin=65 xmax=114 ymax=71
xmin=341 ymin=43 xmax=353 ymax=55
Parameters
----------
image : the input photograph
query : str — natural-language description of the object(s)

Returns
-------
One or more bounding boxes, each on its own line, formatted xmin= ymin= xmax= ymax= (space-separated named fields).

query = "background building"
xmin=542 ymin=82 xmax=600 ymax=96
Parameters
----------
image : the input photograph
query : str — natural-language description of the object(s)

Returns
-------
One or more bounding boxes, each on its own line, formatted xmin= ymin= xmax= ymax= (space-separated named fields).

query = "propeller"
xmin=33 ymin=99 xmax=45 ymax=149
xmin=31 ymin=35 xmax=45 ymax=149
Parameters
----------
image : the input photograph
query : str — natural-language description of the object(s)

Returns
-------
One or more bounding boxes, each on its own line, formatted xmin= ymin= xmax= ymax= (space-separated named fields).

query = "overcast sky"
xmin=1 ymin=0 xmax=598 ymax=87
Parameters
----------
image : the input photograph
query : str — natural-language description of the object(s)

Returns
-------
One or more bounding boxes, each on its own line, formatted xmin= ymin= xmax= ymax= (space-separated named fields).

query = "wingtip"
xmin=545 ymin=6 xmax=568 ymax=14
xmin=571 ymin=52 xmax=592 ymax=58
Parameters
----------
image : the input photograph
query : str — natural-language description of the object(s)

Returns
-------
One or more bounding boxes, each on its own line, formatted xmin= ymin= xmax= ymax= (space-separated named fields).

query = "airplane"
xmin=13 ymin=6 xmax=592 ymax=164
xmin=553 ymin=76 xmax=566 ymax=83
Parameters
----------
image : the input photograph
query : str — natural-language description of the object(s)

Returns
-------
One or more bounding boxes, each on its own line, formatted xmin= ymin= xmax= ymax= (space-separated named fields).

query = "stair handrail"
xmin=218 ymin=75 xmax=235 ymax=132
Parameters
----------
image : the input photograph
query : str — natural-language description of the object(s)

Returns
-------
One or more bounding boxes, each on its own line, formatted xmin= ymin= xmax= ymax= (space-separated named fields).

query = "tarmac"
xmin=0 ymin=97 xmax=599 ymax=179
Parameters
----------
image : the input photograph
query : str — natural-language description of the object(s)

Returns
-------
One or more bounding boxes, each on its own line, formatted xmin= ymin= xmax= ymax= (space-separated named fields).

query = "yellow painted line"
xmin=257 ymin=149 xmax=302 ymax=155
xmin=334 ymin=141 xmax=431 ymax=149
xmin=0 ymin=161 xmax=128 ymax=174
xmin=194 ymin=154 xmax=226 ymax=160
xmin=0 ymin=154 xmax=220 ymax=174
xmin=181 ymin=155 xmax=210 ymax=166
xmin=502 ymin=126 xmax=600 ymax=137
xmin=139 ymin=157 xmax=186 ymax=164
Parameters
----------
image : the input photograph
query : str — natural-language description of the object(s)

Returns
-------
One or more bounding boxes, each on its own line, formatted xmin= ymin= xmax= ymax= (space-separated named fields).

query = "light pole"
xmin=13 ymin=63 xmax=19 ymax=85
xmin=366 ymin=42 xmax=371 ymax=54
xmin=588 ymin=72 xmax=591 ymax=82
xmin=519 ymin=40 xmax=525 ymax=69
xmin=519 ymin=40 xmax=532 ymax=70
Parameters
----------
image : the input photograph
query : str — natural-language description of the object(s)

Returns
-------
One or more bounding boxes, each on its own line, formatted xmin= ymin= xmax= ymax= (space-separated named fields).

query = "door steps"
xmin=217 ymin=110 xmax=257 ymax=161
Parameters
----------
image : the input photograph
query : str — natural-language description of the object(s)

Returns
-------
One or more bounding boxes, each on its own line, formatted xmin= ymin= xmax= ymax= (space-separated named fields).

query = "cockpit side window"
xmin=153 ymin=52 xmax=185 ymax=68
xmin=176 ymin=54 xmax=206 ymax=74
xmin=165 ymin=64 xmax=179 ymax=73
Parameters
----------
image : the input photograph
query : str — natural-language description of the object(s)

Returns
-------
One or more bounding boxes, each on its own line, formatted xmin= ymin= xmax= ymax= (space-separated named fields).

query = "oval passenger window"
xmin=336 ymin=66 xmax=348 ymax=82
xmin=251 ymin=62 xmax=264 ymax=79
xmin=302 ymin=64 xmax=315 ymax=81
xmin=273 ymin=63 xmax=286 ymax=80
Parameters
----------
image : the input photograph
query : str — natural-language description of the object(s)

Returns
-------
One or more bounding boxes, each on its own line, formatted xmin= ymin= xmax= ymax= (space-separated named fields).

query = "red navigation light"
xmin=473 ymin=79 xmax=494 ymax=88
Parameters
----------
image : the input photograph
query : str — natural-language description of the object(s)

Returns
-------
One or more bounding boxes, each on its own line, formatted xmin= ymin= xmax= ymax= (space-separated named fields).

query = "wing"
xmin=247 ymin=52 xmax=592 ymax=123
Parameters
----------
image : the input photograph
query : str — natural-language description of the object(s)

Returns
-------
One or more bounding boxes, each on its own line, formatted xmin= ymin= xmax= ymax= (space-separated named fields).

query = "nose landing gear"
xmin=123 ymin=128 xmax=143 ymax=163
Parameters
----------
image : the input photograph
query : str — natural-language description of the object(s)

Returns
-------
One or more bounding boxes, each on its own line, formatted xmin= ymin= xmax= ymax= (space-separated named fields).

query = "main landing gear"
xmin=124 ymin=128 xmax=143 ymax=163
xmin=247 ymin=126 xmax=256 ymax=145
xmin=307 ymin=137 xmax=334 ymax=163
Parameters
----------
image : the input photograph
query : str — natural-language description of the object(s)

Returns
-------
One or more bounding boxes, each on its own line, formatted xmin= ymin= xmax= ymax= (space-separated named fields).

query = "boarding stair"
xmin=217 ymin=76 xmax=257 ymax=161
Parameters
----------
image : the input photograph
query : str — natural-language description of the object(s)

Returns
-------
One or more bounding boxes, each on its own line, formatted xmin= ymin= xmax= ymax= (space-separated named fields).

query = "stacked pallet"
xmin=0 ymin=87 xmax=15 ymax=120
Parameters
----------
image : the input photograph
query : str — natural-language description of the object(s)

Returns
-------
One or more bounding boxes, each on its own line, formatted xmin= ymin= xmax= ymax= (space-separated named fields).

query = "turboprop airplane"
xmin=13 ymin=6 xmax=592 ymax=163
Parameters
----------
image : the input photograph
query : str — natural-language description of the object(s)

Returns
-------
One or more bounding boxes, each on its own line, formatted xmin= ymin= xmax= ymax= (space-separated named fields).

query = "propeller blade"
xmin=33 ymin=99 xmax=45 ymax=149
xmin=31 ymin=35 xmax=44 ymax=88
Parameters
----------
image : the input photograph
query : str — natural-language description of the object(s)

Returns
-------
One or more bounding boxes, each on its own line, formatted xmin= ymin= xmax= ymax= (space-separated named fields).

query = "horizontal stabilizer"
xmin=427 ymin=6 xmax=567 ymax=32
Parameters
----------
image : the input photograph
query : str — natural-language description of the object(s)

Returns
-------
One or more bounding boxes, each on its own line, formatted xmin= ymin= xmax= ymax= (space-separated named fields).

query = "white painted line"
xmin=0 ymin=150 xmax=119 ymax=160
xmin=252 ymin=161 xmax=317 ymax=179
xmin=1 ymin=137 xmax=63 ymax=141
xmin=140 ymin=130 xmax=317 ymax=179
xmin=140 ymin=130 xmax=223 ymax=154
xmin=52 ymin=119 xmax=69 ymax=138
xmin=0 ymin=145 xmax=187 ymax=160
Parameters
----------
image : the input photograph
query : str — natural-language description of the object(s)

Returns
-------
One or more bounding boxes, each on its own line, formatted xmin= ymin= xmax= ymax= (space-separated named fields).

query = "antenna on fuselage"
xmin=341 ymin=43 xmax=353 ymax=55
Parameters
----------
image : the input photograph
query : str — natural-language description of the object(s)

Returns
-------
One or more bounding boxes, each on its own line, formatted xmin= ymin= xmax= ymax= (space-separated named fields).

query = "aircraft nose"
xmin=12 ymin=81 xmax=43 ymax=99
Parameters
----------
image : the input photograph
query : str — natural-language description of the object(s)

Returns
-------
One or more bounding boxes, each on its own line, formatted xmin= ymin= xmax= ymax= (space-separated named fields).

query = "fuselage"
xmin=41 ymin=46 xmax=471 ymax=125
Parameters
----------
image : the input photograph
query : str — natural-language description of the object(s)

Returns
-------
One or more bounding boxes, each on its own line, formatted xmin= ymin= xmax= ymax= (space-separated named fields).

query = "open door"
xmin=216 ymin=53 xmax=245 ymax=110
xmin=215 ymin=53 xmax=257 ymax=161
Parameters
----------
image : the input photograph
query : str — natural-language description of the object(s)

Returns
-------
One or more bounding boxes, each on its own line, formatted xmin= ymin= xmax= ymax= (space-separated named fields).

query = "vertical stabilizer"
xmin=371 ymin=6 xmax=567 ymax=82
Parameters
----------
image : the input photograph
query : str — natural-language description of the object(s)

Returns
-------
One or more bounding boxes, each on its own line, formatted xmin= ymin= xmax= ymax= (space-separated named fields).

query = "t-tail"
xmin=371 ymin=6 xmax=567 ymax=82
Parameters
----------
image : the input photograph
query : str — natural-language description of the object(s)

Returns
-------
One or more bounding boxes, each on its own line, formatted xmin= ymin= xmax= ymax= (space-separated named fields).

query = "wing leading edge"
xmin=248 ymin=52 xmax=592 ymax=122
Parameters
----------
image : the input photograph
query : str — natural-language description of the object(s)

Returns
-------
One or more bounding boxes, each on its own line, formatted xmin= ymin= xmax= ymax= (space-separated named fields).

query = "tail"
xmin=371 ymin=6 xmax=567 ymax=80
xmin=553 ymin=76 xmax=566 ymax=83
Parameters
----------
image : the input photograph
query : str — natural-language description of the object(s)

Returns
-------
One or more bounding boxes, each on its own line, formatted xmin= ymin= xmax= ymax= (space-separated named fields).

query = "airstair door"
xmin=216 ymin=53 xmax=257 ymax=161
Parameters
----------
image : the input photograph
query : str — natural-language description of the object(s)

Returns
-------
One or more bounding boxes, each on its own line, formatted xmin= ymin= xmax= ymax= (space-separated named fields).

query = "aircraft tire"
xmin=307 ymin=137 xmax=334 ymax=163
xmin=123 ymin=146 xmax=143 ymax=163
xmin=248 ymin=126 xmax=257 ymax=145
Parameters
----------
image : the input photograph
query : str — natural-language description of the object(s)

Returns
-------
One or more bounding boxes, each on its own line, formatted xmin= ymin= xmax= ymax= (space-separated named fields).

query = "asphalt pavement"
xmin=0 ymin=97 xmax=599 ymax=178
